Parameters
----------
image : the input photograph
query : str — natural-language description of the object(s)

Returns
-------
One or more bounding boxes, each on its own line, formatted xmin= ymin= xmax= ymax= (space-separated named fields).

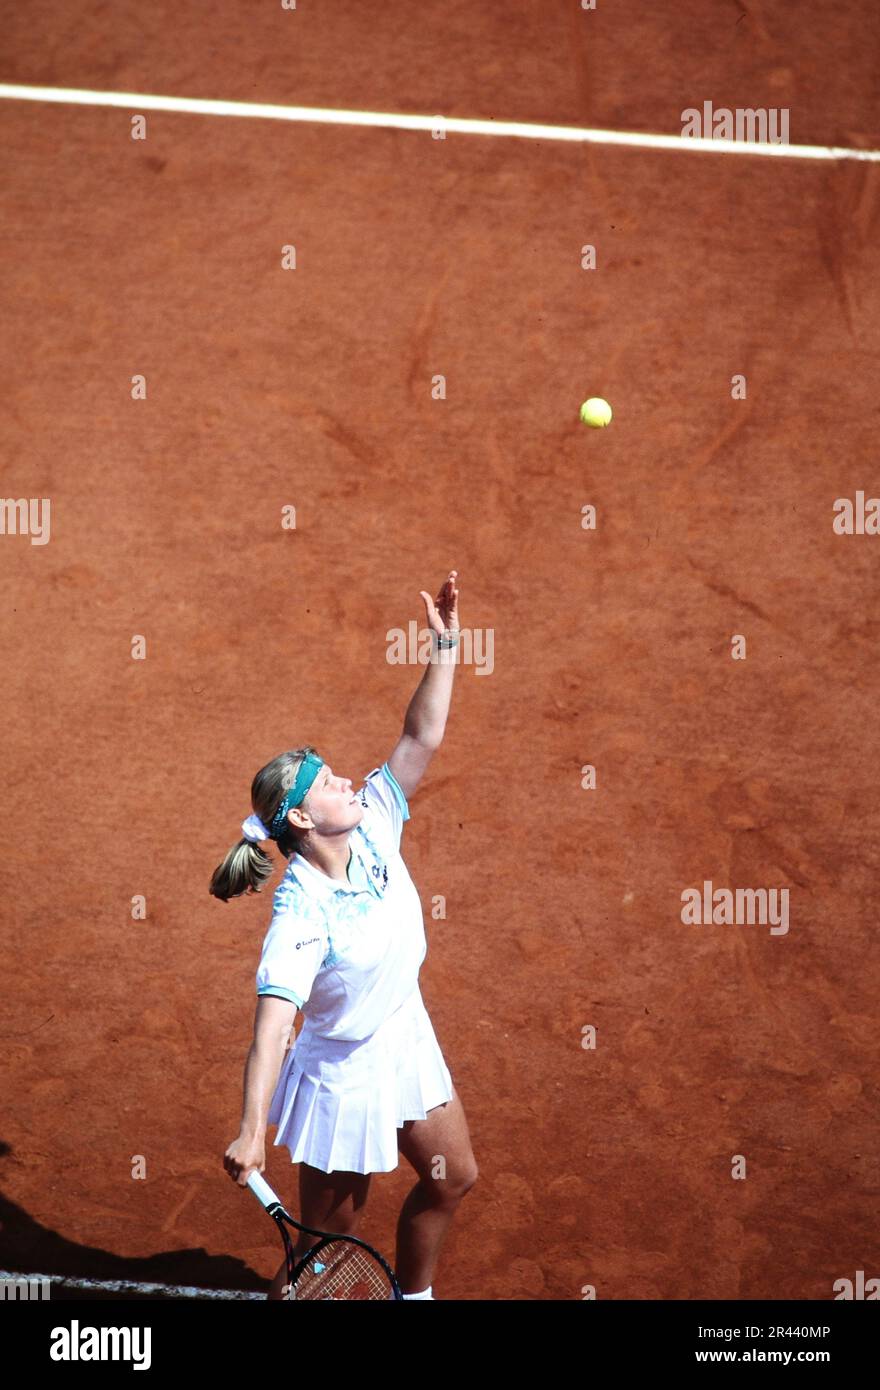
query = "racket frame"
xmin=247 ymin=1170 xmax=404 ymax=1301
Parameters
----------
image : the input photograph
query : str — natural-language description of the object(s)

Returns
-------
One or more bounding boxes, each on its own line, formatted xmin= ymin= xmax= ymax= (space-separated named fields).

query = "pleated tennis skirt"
xmin=268 ymin=986 xmax=454 ymax=1174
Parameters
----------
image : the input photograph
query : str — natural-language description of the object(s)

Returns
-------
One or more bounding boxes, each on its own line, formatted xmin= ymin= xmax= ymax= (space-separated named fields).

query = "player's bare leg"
xmin=395 ymin=1086 xmax=478 ymax=1297
xmin=267 ymin=1165 xmax=372 ymax=1300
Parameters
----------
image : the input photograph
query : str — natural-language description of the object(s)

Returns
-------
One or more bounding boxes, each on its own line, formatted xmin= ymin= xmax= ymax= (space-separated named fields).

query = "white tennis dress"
xmin=256 ymin=762 xmax=454 ymax=1174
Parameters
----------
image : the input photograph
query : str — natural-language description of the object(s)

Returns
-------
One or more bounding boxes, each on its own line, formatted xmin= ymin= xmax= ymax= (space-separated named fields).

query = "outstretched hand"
xmin=419 ymin=569 xmax=460 ymax=636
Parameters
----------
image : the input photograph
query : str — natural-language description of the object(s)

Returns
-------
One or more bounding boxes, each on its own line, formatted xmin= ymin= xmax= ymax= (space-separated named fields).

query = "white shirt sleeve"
xmin=256 ymin=900 xmax=329 ymax=1009
xmin=356 ymin=761 xmax=411 ymax=855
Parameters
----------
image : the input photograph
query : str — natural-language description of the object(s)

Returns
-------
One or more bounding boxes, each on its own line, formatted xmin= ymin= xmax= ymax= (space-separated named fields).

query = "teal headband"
xmin=269 ymin=752 xmax=324 ymax=839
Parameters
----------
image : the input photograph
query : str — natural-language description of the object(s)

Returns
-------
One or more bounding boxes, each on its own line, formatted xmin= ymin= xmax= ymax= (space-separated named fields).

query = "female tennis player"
xmin=214 ymin=570 xmax=477 ymax=1301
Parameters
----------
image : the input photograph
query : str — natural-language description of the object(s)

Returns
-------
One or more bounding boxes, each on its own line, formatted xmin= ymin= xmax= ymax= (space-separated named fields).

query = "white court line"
xmin=0 ymin=82 xmax=878 ymax=162
xmin=0 ymin=1269 xmax=265 ymax=1300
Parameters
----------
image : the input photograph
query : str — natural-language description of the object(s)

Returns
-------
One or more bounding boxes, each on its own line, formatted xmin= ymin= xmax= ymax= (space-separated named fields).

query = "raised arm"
xmin=387 ymin=570 xmax=460 ymax=802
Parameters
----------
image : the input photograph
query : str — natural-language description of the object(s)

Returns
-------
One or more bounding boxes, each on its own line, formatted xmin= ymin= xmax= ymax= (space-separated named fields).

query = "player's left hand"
xmin=419 ymin=569 xmax=459 ymax=635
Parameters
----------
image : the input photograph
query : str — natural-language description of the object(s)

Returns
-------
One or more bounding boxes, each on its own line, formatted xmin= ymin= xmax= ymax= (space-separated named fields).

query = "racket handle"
xmin=246 ymin=1170 xmax=281 ymax=1210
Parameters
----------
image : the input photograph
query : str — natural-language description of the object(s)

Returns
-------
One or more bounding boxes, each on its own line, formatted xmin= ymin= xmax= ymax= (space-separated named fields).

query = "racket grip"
xmin=246 ymin=1170 xmax=281 ymax=1210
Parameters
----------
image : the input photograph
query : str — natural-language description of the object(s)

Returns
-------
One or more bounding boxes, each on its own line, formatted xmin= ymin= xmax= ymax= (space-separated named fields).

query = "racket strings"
xmin=288 ymin=1240 xmax=393 ymax=1301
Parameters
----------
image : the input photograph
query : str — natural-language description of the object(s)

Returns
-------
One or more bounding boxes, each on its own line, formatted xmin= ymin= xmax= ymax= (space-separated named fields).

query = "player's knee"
xmin=456 ymin=1161 xmax=479 ymax=1197
xmin=433 ymin=1161 xmax=478 ymax=1203
xmin=306 ymin=1211 xmax=362 ymax=1241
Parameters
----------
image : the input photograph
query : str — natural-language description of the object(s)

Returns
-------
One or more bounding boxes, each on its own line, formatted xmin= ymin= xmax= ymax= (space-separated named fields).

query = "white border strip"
xmin=0 ymin=83 xmax=878 ymax=162
xmin=0 ymin=1269 xmax=265 ymax=1300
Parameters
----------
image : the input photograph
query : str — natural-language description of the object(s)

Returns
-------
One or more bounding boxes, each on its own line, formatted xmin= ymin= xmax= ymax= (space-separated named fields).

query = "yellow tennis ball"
xmin=580 ymin=397 xmax=613 ymax=428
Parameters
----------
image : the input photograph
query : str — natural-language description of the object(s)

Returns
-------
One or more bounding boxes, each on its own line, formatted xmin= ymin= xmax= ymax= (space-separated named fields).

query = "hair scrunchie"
xmin=241 ymin=814 xmax=270 ymax=843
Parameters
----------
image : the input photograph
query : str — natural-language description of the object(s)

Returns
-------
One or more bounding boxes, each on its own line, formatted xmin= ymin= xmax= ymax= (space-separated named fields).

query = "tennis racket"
xmin=246 ymin=1170 xmax=404 ymax=1301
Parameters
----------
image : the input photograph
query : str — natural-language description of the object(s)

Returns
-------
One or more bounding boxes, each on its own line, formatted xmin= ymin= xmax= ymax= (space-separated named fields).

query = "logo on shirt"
xmin=295 ymin=936 xmax=321 ymax=951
